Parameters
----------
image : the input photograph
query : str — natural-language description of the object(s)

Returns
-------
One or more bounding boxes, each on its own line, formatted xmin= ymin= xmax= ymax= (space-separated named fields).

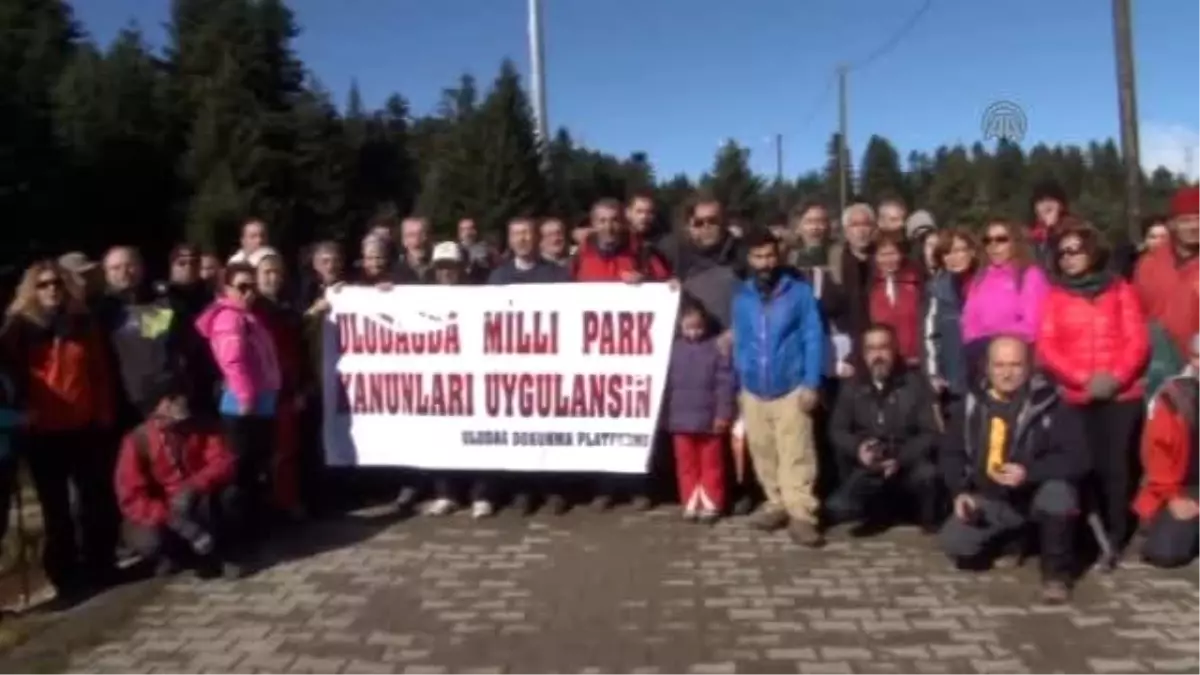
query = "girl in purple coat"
xmin=665 ymin=298 xmax=736 ymax=522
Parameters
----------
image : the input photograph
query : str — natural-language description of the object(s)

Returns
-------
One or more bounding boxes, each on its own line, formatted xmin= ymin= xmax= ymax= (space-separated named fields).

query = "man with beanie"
xmin=938 ymin=337 xmax=1086 ymax=604
xmin=1135 ymin=185 xmax=1200 ymax=397
xmin=113 ymin=372 xmax=243 ymax=578
xmin=1030 ymin=180 xmax=1070 ymax=269
xmin=1135 ymin=334 xmax=1199 ymax=568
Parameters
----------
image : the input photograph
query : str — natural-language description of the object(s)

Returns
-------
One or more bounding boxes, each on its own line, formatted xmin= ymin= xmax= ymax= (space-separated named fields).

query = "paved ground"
xmin=0 ymin=506 xmax=1196 ymax=674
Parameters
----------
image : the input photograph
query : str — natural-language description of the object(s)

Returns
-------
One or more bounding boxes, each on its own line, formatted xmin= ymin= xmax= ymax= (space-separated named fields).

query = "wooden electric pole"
xmin=837 ymin=64 xmax=849 ymax=218
xmin=1113 ymin=0 xmax=1142 ymax=243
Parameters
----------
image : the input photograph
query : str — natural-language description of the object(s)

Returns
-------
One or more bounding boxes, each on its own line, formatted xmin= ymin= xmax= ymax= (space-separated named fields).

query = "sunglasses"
xmin=691 ymin=217 xmax=720 ymax=228
xmin=984 ymin=235 xmax=1011 ymax=246
xmin=1058 ymin=247 xmax=1085 ymax=258
xmin=233 ymin=283 xmax=255 ymax=294
xmin=36 ymin=278 xmax=63 ymax=290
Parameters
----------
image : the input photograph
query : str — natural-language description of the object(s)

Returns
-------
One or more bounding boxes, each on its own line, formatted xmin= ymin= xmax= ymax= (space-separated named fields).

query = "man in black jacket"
xmin=826 ymin=324 xmax=940 ymax=533
xmin=938 ymin=336 xmax=1087 ymax=604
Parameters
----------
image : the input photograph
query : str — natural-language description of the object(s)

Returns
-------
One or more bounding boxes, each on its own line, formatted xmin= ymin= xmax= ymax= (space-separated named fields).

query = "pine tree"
xmin=858 ymin=135 xmax=905 ymax=206
xmin=701 ymin=140 xmax=763 ymax=223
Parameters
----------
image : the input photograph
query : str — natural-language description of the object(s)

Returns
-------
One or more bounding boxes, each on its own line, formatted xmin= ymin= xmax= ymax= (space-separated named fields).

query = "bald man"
xmin=937 ymin=336 xmax=1087 ymax=604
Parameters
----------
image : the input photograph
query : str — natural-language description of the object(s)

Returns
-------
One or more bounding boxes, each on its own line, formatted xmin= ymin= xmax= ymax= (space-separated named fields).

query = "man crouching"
xmin=114 ymin=372 xmax=244 ymax=579
xmin=938 ymin=336 xmax=1086 ymax=604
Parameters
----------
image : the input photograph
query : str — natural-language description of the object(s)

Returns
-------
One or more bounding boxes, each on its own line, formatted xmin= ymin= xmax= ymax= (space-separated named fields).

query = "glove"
xmin=1086 ymin=372 xmax=1120 ymax=400
xmin=170 ymin=488 xmax=198 ymax=520
xmin=169 ymin=514 xmax=214 ymax=555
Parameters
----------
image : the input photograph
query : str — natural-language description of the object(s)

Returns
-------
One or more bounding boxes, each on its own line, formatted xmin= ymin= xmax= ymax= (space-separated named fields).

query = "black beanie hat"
xmin=1031 ymin=179 xmax=1068 ymax=207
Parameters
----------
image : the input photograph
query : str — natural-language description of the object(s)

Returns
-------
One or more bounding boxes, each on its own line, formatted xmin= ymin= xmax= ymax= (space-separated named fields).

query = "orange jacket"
xmin=1134 ymin=245 xmax=1199 ymax=355
xmin=2 ymin=313 xmax=114 ymax=433
xmin=1133 ymin=375 xmax=1198 ymax=521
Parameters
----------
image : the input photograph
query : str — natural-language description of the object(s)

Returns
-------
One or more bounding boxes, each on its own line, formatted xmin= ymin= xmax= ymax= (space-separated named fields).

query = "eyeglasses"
xmin=1058 ymin=247 xmax=1085 ymax=258
xmin=983 ymin=235 xmax=1011 ymax=246
xmin=36 ymin=278 xmax=63 ymax=290
xmin=691 ymin=217 xmax=720 ymax=228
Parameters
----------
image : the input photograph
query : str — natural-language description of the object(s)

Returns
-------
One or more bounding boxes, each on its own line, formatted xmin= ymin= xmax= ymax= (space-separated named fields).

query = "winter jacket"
xmin=1134 ymin=373 xmax=1198 ymax=521
xmin=1036 ymin=275 xmax=1149 ymax=404
xmin=0 ymin=311 xmax=114 ymax=433
xmin=1134 ymin=244 xmax=1199 ymax=358
xmin=487 ymin=258 xmax=572 ymax=285
xmin=867 ymin=266 xmax=923 ymax=364
xmin=829 ymin=369 xmax=939 ymax=468
xmin=961 ymin=262 xmax=1049 ymax=345
xmin=114 ymin=418 xmax=236 ymax=527
xmin=194 ymin=297 xmax=281 ymax=416
xmin=731 ymin=275 xmax=825 ymax=400
xmin=664 ymin=336 xmax=736 ymax=433
xmin=656 ymin=231 xmax=745 ymax=281
xmin=939 ymin=377 xmax=1088 ymax=500
xmin=922 ymin=270 xmax=971 ymax=395
xmin=571 ymin=235 xmax=670 ymax=283
xmin=0 ymin=373 xmax=21 ymax=461
xmin=254 ymin=298 xmax=308 ymax=398
xmin=95 ymin=289 xmax=190 ymax=424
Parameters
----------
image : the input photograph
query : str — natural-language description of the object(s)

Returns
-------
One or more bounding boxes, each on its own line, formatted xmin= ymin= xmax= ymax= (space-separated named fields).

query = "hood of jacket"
xmin=194 ymin=296 xmax=246 ymax=341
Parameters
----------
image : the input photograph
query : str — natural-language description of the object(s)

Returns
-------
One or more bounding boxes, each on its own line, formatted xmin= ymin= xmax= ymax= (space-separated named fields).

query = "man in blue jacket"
xmin=732 ymin=228 xmax=826 ymax=546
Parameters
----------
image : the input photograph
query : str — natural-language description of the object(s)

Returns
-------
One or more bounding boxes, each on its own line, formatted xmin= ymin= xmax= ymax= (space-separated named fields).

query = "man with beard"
xmin=826 ymin=324 xmax=940 ymax=533
xmin=732 ymin=228 xmax=825 ymax=546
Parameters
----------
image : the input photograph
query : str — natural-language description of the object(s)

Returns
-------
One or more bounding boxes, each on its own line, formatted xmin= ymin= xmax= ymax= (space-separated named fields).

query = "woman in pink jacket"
xmin=961 ymin=220 xmax=1050 ymax=382
xmin=195 ymin=262 xmax=281 ymax=540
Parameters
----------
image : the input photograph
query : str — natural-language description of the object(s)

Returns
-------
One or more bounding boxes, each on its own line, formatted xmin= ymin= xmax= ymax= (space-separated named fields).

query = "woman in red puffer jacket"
xmin=868 ymin=231 xmax=923 ymax=366
xmin=1037 ymin=222 xmax=1149 ymax=564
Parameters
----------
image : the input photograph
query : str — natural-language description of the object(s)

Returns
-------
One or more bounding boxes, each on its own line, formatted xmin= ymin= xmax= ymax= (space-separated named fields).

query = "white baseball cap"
xmin=431 ymin=241 xmax=464 ymax=265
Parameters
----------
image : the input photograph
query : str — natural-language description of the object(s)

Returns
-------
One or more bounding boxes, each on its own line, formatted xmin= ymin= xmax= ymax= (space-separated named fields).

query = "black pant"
xmin=1073 ymin=400 xmax=1142 ymax=548
xmin=26 ymin=429 xmax=120 ymax=591
xmin=221 ymin=415 xmax=273 ymax=536
xmin=0 ymin=453 xmax=16 ymax=544
xmin=826 ymin=460 xmax=939 ymax=527
xmin=433 ymin=472 xmax=491 ymax=503
xmin=124 ymin=486 xmax=241 ymax=563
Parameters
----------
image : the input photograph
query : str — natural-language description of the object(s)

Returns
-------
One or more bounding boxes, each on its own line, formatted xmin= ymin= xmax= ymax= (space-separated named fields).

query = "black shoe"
xmin=154 ymin=557 xmax=181 ymax=578
xmin=591 ymin=494 xmax=614 ymax=512
xmin=731 ymin=494 xmax=755 ymax=516
xmin=511 ymin=493 xmax=534 ymax=516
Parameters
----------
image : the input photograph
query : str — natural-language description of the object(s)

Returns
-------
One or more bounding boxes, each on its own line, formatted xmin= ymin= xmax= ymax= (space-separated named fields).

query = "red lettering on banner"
xmin=482 ymin=311 xmax=559 ymax=355
xmin=483 ymin=372 xmax=652 ymax=418
xmin=338 ymin=371 xmax=474 ymax=416
xmin=336 ymin=313 xmax=461 ymax=355
xmin=581 ymin=311 xmax=654 ymax=355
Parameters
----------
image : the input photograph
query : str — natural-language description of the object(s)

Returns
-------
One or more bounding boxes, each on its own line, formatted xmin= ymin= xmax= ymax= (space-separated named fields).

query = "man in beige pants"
xmin=730 ymin=229 xmax=826 ymax=547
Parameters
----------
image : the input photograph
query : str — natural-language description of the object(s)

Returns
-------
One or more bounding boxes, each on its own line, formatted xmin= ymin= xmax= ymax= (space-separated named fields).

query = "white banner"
xmin=322 ymin=283 xmax=679 ymax=473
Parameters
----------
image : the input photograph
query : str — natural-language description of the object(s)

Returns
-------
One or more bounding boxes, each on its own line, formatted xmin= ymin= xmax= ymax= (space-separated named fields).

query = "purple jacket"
xmin=664 ymin=337 xmax=736 ymax=434
xmin=961 ymin=262 xmax=1049 ymax=344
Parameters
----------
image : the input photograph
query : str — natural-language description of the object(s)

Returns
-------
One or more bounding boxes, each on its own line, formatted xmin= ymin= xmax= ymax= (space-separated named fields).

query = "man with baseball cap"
xmin=58 ymin=251 xmax=101 ymax=300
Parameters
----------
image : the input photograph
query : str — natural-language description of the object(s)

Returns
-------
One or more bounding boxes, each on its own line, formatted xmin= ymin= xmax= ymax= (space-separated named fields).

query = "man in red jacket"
xmin=1135 ymin=334 xmax=1199 ymax=568
xmin=114 ymin=372 xmax=243 ymax=578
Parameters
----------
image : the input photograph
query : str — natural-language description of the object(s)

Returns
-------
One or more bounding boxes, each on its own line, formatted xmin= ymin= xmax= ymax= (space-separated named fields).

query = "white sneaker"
xmin=424 ymin=497 xmax=457 ymax=516
xmin=471 ymin=500 xmax=494 ymax=519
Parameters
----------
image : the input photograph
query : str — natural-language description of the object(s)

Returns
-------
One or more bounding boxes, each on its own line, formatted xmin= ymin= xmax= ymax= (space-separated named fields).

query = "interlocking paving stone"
xmin=0 ymin=509 xmax=1195 ymax=673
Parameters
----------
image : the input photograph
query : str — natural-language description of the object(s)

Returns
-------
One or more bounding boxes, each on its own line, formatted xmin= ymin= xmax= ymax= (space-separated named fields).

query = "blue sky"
xmin=76 ymin=0 xmax=1199 ymax=180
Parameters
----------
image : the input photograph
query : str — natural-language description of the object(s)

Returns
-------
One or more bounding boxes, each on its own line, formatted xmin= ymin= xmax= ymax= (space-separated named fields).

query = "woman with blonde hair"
xmin=961 ymin=219 xmax=1050 ymax=379
xmin=1 ymin=259 xmax=118 ymax=604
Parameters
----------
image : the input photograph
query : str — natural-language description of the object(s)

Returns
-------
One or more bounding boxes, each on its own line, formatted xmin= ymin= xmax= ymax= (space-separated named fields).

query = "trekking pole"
xmin=12 ymin=469 xmax=30 ymax=608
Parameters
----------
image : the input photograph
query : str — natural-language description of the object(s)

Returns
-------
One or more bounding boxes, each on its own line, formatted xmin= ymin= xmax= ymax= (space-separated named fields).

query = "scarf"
xmin=1060 ymin=269 xmax=1113 ymax=298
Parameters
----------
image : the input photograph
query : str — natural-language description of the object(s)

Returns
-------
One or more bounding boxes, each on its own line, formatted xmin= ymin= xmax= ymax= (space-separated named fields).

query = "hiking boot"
xmin=591 ymin=494 xmax=614 ymax=512
xmin=154 ymin=557 xmax=181 ymax=578
xmin=697 ymin=509 xmax=720 ymax=526
xmin=221 ymin=561 xmax=247 ymax=581
xmin=470 ymin=500 xmax=495 ymax=519
xmin=1039 ymin=579 xmax=1070 ymax=605
xmin=511 ymin=493 xmax=534 ymax=516
xmin=787 ymin=520 xmax=825 ymax=548
xmin=630 ymin=495 xmax=654 ymax=512
xmin=748 ymin=506 xmax=789 ymax=532
xmin=544 ymin=494 xmax=568 ymax=516
xmin=731 ymin=494 xmax=755 ymax=516
xmin=423 ymin=498 xmax=457 ymax=516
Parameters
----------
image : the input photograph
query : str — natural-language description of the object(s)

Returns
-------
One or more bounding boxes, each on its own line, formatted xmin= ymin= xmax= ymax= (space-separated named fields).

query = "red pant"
xmin=672 ymin=433 xmax=726 ymax=511
xmin=273 ymin=397 xmax=300 ymax=512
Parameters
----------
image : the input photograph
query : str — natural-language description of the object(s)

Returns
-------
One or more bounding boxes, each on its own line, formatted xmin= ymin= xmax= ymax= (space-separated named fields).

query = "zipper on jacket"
xmin=759 ymin=293 xmax=770 ymax=391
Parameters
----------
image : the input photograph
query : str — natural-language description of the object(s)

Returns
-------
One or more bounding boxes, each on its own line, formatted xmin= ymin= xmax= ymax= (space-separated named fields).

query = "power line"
xmin=793 ymin=73 xmax=837 ymax=133
xmin=847 ymin=0 xmax=934 ymax=73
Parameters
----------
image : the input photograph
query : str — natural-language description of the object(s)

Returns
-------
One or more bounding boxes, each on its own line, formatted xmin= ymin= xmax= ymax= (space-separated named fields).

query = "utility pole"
xmin=528 ymin=0 xmax=550 ymax=171
xmin=837 ymin=64 xmax=849 ymax=219
xmin=774 ymin=133 xmax=784 ymax=185
xmin=1113 ymin=0 xmax=1142 ymax=243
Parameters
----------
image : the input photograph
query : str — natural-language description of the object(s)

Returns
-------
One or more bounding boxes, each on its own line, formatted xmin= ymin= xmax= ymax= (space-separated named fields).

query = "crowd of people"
xmin=0 ymin=179 xmax=1195 ymax=610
